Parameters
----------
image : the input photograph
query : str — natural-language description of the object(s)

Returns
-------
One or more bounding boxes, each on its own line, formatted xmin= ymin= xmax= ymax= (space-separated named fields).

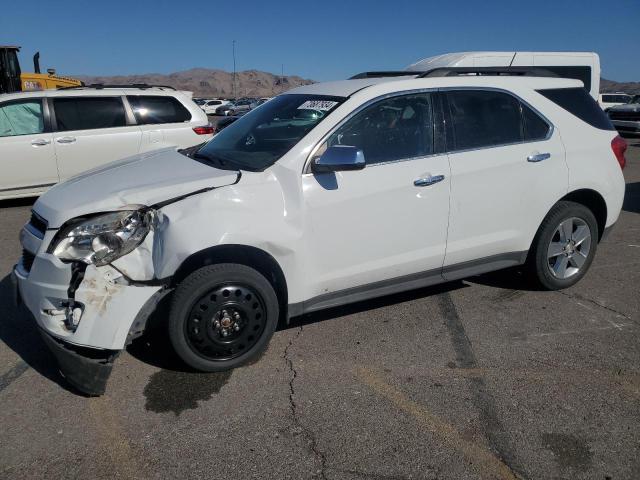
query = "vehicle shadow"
xmin=0 ymin=197 xmax=36 ymax=209
xmin=623 ymin=182 xmax=639 ymax=214
xmin=463 ymin=265 xmax=544 ymax=291
xmin=0 ymin=274 xmax=75 ymax=393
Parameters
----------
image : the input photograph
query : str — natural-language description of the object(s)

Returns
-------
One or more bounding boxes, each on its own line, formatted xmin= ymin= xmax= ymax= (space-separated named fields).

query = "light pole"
xmin=232 ymin=40 xmax=237 ymax=100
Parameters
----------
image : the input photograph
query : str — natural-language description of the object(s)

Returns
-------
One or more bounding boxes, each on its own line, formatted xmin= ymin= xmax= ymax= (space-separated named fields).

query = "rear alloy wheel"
xmin=546 ymin=217 xmax=592 ymax=280
xmin=169 ymin=264 xmax=279 ymax=371
xmin=529 ymin=201 xmax=598 ymax=290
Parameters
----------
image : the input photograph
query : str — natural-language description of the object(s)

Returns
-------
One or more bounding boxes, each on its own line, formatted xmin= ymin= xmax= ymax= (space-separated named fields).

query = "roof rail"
xmin=348 ymin=67 xmax=559 ymax=81
xmin=416 ymin=66 xmax=559 ymax=78
xmin=57 ymin=83 xmax=177 ymax=91
xmin=349 ymin=71 xmax=418 ymax=79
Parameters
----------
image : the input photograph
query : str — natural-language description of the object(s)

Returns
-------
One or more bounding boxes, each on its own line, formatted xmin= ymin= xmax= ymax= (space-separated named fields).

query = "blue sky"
xmin=2 ymin=0 xmax=639 ymax=82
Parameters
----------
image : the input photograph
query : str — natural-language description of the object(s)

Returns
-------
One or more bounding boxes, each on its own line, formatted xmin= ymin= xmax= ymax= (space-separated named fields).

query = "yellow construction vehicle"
xmin=0 ymin=46 xmax=82 ymax=94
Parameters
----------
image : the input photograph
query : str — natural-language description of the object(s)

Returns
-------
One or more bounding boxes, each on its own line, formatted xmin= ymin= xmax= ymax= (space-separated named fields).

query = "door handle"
xmin=56 ymin=136 xmax=77 ymax=144
xmin=414 ymin=174 xmax=445 ymax=187
xmin=31 ymin=139 xmax=51 ymax=146
xmin=527 ymin=152 xmax=551 ymax=162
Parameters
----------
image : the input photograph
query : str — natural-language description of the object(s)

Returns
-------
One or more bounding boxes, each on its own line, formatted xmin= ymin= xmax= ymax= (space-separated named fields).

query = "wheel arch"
xmin=559 ymin=189 xmax=608 ymax=241
xmin=171 ymin=244 xmax=289 ymax=321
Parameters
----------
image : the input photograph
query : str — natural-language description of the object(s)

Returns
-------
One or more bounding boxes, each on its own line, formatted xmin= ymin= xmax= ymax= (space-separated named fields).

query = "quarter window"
xmin=522 ymin=103 xmax=550 ymax=141
xmin=446 ymin=90 xmax=522 ymax=150
xmin=538 ymin=88 xmax=615 ymax=131
xmin=127 ymin=96 xmax=191 ymax=124
xmin=324 ymin=93 xmax=434 ymax=165
xmin=53 ymin=97 xmax=127 ymax=131
xmin=0 ymin=100 xmax=44 ymax=137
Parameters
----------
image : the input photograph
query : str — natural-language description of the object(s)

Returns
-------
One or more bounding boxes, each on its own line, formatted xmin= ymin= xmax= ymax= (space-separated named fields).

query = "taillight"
xmin=611 ymin=135 xmax=627 ymax=170
xmin=193 ymin=125 xmax=215 ymax=135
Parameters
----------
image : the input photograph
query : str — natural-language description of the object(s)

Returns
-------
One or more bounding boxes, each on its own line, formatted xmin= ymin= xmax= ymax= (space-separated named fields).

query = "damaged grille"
xmin=27 ymin=211 xmax=48 ymax=239
xmin=21 ymin=249 xmax=36 ymax=272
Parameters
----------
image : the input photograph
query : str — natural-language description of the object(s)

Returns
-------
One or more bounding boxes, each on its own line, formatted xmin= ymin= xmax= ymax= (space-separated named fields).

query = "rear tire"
xmin=528 ymin=201 xmax=598 ymax=290
xmin=168 ymin=263 xmax=279 ymax=372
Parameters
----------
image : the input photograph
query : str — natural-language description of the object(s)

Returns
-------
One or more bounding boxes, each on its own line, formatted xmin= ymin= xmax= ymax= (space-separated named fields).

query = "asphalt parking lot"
xmin=1 ymin=139 xmax=639 ymax=480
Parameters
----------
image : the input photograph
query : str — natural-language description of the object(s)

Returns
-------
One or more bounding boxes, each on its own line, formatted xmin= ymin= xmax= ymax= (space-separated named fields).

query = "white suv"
xmin=0 ymin=86 xmax=213 ymax=200
xmin=201 ymin=99 xmax=232 ymax=115
xmin=13 ymin=70 xmax=627 ymax=395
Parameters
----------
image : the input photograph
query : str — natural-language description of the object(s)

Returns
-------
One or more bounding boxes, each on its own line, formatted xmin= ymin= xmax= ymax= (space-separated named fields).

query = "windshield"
xmin=197 ymin=94 xmax=345 ymax=171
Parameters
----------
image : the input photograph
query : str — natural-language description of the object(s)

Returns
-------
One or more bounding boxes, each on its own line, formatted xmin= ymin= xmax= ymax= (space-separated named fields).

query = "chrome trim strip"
xmin=0 ymin=182 xmax=55 ymax=193
xmin=286 ymin=251 xmax=528 ymax=320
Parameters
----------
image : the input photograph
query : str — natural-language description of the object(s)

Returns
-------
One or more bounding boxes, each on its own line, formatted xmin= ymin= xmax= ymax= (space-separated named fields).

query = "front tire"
xmin=168 ymin=264 xmax=279 ymax=371
xmin=529 ymin=201 xmax=598 ymax=290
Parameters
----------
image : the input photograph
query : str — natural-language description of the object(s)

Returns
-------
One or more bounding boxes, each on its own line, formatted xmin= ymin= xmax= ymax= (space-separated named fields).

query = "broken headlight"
xmin=49 ymin=209 xmax=154 ymax=266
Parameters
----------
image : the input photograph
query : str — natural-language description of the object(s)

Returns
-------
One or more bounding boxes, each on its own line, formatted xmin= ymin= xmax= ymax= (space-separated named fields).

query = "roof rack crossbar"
xmin=349 ymin=71 xmax=418 ymax=79
xmin=348 ymin=66 xmax=560 ymax=81
xmin=416 ymin=66 xmax=560 ymax=78
xmin=57 ymin=83 xmax=177 ymax=91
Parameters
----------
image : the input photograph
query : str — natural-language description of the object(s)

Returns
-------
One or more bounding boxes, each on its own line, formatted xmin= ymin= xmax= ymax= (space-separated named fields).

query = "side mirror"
xmin=312 ymin=145 xmax=366 ymax=173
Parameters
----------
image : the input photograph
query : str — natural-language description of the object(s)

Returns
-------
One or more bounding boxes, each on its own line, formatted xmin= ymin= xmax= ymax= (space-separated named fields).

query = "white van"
xmin=0 ymin=86 xmax=213 ymax=200
xmin=406 ymin=52 xmax=601 ymax=100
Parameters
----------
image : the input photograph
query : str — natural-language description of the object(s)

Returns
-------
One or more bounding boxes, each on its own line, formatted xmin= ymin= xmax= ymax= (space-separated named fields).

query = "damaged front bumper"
xmin=14 ymin=251 xmax=163 ymax=395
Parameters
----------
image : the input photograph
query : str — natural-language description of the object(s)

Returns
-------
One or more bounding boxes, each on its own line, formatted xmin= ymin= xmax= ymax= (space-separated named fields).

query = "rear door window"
xmin=325 ymin=93 xmax=435 ymax=165
xmin=53 ymin=97 xmax=127 ymax=131
xmin=127 ymin=95 xmax=191 ymax=124
xmin=445 ymin=90 xmax=522 ymax=150
xmin=0 ymin=99 xmax=44 ymax=137
xmin=538 ymin=88 xmax=615 ymax=131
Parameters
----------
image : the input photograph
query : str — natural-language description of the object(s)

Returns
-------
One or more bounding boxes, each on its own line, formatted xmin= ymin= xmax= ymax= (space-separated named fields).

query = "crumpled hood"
xmin=34 ymin=147 xmax=240 ymax=228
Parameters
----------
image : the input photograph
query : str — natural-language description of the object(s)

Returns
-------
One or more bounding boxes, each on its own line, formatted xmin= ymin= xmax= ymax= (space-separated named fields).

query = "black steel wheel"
xmin=169 ymin=264 xmax=279 ymax=371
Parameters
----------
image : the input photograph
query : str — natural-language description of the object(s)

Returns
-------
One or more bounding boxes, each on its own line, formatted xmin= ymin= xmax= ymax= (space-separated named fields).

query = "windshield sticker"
xmin=297 ymin=100 xmax=339 ymax=111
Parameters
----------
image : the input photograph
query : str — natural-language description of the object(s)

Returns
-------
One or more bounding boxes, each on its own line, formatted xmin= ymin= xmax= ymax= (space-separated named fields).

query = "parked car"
xmin=13 ymin=70 xmax=626 ymax=395
xmin=228 ymin=99 xmax=253 ymax=115
xmin=599 ymin=93 xmax=632 ymax=110
xmin=0 ymin=86 xmax=213 ymax=200
xmin=250 ymin=97 xmax=272 ymax=109
xmin=201 ymin=99 xmax=232 ymax=115
xmin=607 ymin=94 xmax=640 ymax=136
xmin=215 ymin=103 xmax=234 ymax=116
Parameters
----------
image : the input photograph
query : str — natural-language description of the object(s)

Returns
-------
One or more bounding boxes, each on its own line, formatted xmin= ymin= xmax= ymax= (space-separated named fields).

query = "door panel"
xmin=0 ymin=98 xmax=58 ymax=195
xmin=301 ymin=91 xmax=451 ymax=300
xmin=442 ymin=89 xmax=567 ymax=271
xmin=54 ymin=126 xmax=142 ymax=180
xmin=302 ymin=157 xmax=451 ymax=298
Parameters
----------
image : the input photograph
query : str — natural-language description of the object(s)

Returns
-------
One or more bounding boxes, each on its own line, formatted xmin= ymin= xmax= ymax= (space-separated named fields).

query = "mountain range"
xmin=76 ymin=68 xmax=314 ymax=98
xmin=600 ymin=78 xmax=640 ymax=95
xmin=77 ymin=68 xmax=640 ymax=98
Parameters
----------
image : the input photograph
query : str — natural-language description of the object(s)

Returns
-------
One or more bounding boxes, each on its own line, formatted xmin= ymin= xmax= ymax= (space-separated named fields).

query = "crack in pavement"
xmin=333 ymin=468 xmax=416 ymax=479
xmin=438 ymin=292 xmax=527 ymax=480
xmin=283 ymin=326 xmax=328 ymax=479
xmin=556 ymin=290 xmax=637 ymax=324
